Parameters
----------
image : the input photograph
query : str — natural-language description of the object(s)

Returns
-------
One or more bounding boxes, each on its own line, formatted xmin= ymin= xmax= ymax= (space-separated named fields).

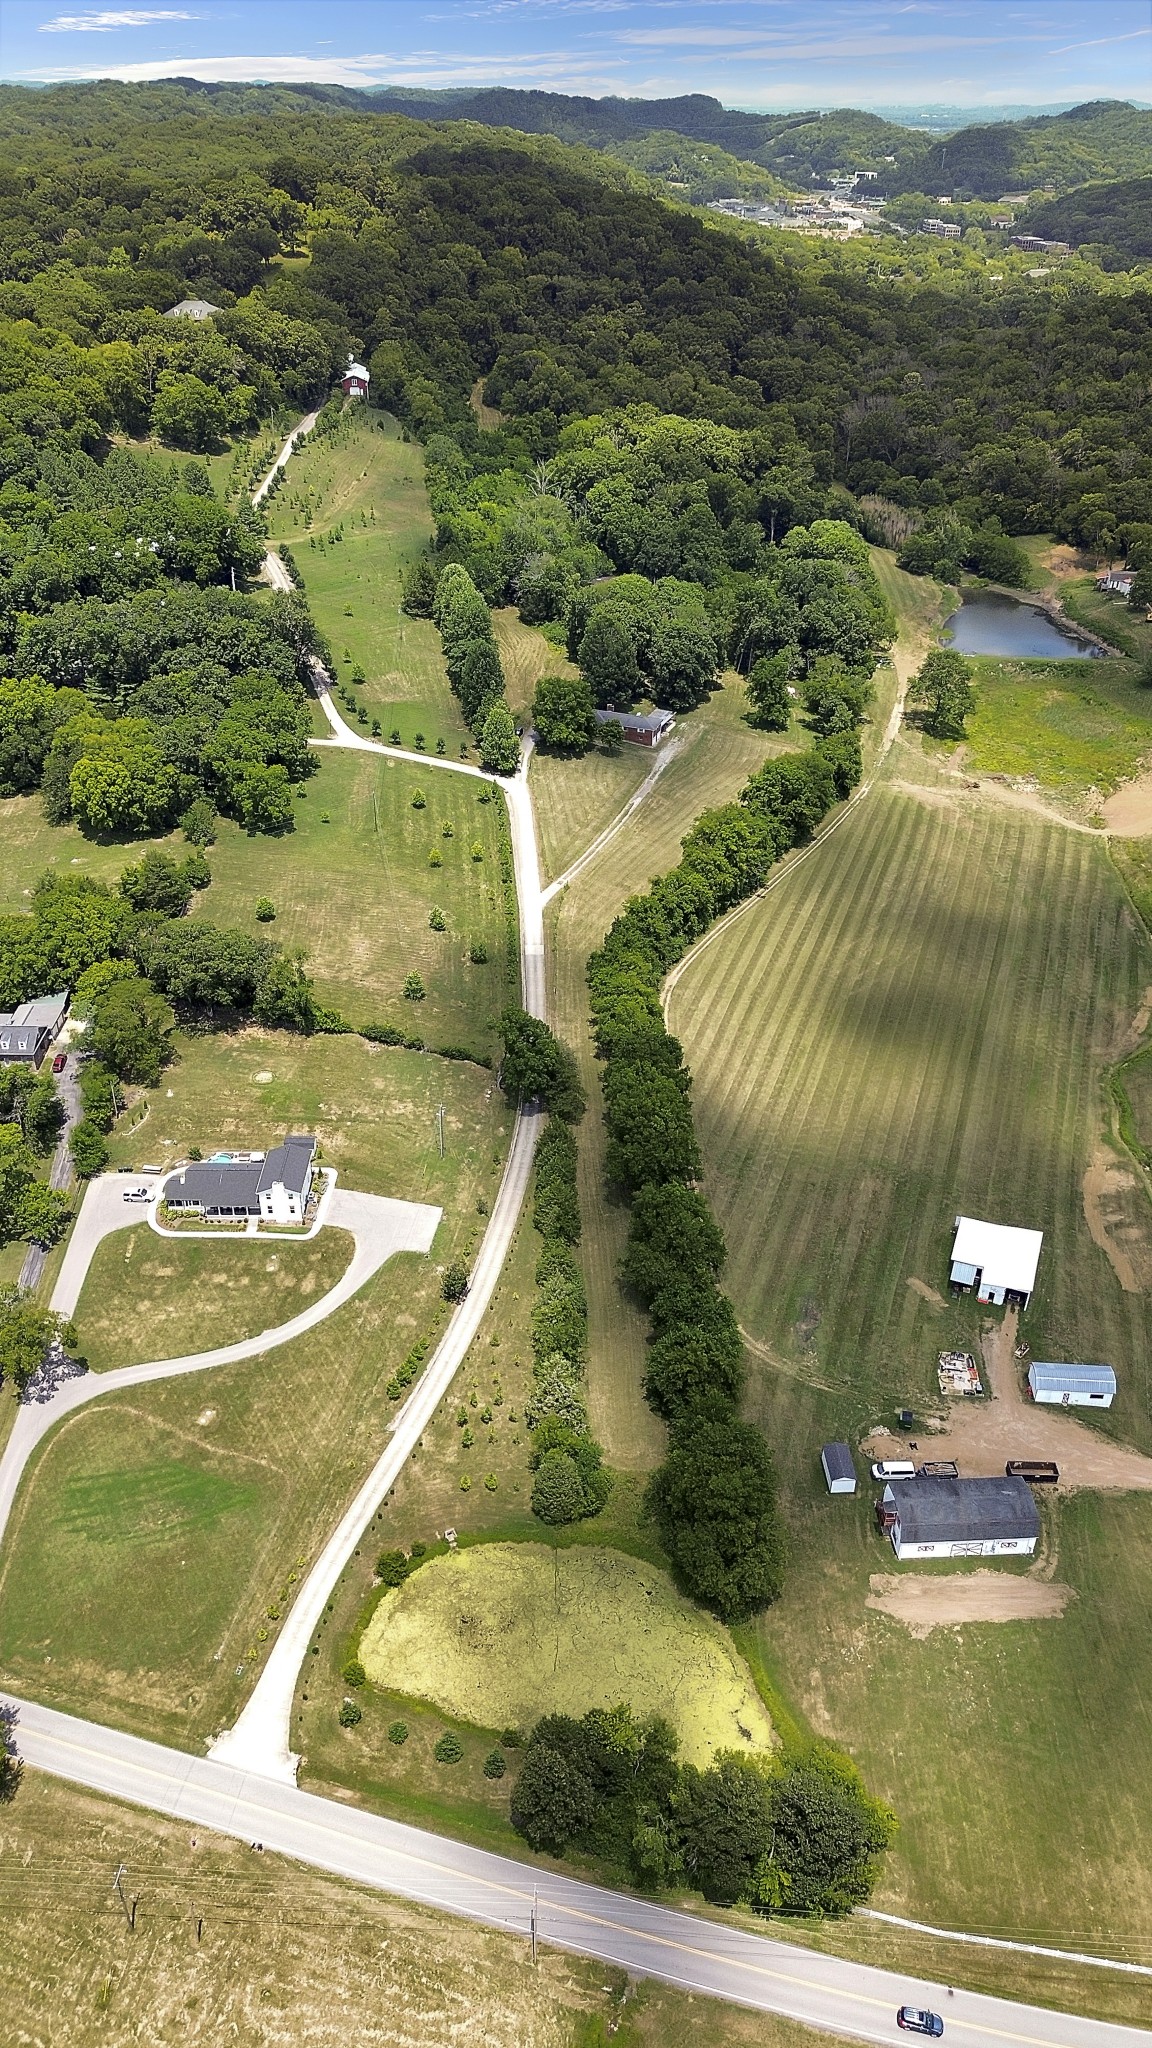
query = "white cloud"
xmin=18 ymin=48 xmax=634 ymax=91
xmin=39 ymin=9 xmax=197 ymax=29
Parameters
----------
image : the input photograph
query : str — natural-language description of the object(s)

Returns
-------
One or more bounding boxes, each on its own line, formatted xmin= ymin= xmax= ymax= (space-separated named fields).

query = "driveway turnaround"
xmin=0 ymin=1185 xmax=440 ymax=1557
xmin=11 ymin=1699 xmax=1151 ymax=2048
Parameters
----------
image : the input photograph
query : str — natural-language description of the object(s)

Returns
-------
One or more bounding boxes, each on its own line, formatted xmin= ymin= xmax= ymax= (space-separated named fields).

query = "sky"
xmin=0 ymin=1 xmax=1149 ymax=113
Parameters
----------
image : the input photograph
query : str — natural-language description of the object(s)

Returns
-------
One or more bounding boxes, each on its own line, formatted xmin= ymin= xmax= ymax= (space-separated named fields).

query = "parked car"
xmin=51 ymin=1052 xmax=67 ymax=1074
xmin=897 ymin=2010 xmax=944 ymax=2037
xmin=122 ymin=1187 xmax=151 ymax=1203
xmin=871 ymin=1459 xmax=917 ymax=1481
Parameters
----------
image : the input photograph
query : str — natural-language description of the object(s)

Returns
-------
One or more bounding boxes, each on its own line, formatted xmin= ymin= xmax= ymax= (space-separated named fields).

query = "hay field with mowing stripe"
xmin=74 ymin=1227 xmax=354 ymax=1373
xmin=359 ymin=1542 xmax=773 ymax=1766
xmin=670 ymin=782 xmax=1152 ymax=1437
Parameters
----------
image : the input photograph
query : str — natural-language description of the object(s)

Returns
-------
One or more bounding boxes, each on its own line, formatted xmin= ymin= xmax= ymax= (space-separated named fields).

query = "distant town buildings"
xmin=1011 ymin=235 xmax=1071 ymax=256
xmin=922 ymin=218 xmax=963 ymax=240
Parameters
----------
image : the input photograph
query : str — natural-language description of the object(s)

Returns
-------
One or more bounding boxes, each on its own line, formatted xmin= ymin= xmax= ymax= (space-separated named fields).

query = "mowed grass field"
xmin=263 ymin=406 xmax=469 ymax=749
xmin=73 ymin=1226 xmax=354 ymax=1372
xmin=670 ymin=783 xmax=1152 ymax=1439
xmin=668 ymin=778 xmax=1152 ymax=1945
xmin=191 ymin=748 xmax=517 ymax=1052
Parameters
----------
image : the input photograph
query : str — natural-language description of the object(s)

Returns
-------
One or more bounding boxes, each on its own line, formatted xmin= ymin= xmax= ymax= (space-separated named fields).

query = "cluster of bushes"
xmin=0 ymin=1285 xmax=79 ymax=1394
xmin=510 ymin=1704 xmax=895 ymax=1916
xmin=587 ymin=729 xmax=866 ymax=1620
xmin=894 ymin=512 xmax=1031 ymax=588
xmin=1 ymin=584 xmax=326 ymax=840
xmin=0 ymin=1122 xmax=71 ymax=1252
xmin=495 ymin=1007 xmax=610 ymax=1525
xmin=409 ymin=562 xmax=520 ymax=775
xmin=0 ymin=866 xmax=324 ymax=1071
xmin=566 ymin=574 xmax=721 ymax=715
xmin=906 ymin=649 xmax=976 ymax=741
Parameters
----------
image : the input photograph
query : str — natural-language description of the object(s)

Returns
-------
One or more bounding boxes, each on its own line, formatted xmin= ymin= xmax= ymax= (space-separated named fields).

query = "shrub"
xmin=390 ymin=728 xmax=402 ymax=746
xmin=468 ymin=941 xmax=488 ymax=964
xmin=255 ymin=898 xmax=276 ymax=922
xmin=470 ymin=841 xmax=484 ymax=862
xmin=403 ymin=972 xmax=426 ymax=1000
xmin=442 ymin=1260 xmax=469 ymax=1302
xmin=69 ymin=1119 xmax=109 ymax=1179
xmin=428 ymin=849 xmax=443 ymax=868
xmin=531 ymin=1448 xmax=586 ymax=1525
xmin=434 ymin=1731 xmax=464 ymax=1763
xmin=500 ymin=1727 xmax=523 ymax=1749
xmin=388 ymin=1720 xmax=409 ymax=1745
xmin=429 ymin=906 xmax=447 ymax=930
xmin=375 ymin=1549 xmax=411 ymax=1586
xmin=338 ymin=1699 xmax=362 ymax=1727
xmin=411 ymin=788 xmax=426 ymax=808
xmin=483 ymin=1748 xmax=507 ymax=1779
xmin=341 ymin=1658 xmax=366 ymax=1688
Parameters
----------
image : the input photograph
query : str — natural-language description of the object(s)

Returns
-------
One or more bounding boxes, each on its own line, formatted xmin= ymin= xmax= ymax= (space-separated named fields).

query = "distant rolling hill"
xmin=1016 ymin=176 xmax=1152 ymax=266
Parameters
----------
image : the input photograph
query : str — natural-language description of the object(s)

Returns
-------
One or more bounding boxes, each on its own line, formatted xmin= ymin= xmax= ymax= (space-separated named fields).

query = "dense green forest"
xmin=1 ymin=83 xmax=1147 ymax=564
xmin=1018 ymin=176 xmax=1152 ymax=268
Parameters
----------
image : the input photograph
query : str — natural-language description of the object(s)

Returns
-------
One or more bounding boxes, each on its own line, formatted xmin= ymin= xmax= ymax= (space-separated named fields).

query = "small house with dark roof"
xmin=163 ymin=1135 xmax=316 ymax=1225
xmin=0 ymin=991 xmax=69 ymax=1066
xmin=883 ymin=1475 xmax=1039 ymax=1561
xmin=593 ymin=708 xmax=674 ymax=748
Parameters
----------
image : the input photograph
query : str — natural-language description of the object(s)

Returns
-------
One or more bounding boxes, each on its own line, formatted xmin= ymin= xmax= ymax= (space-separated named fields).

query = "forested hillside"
xmin=0 ymin=82 xmax=1148 ymax=567
xmin=1017 ymin=177 xmax=1152 ymax=268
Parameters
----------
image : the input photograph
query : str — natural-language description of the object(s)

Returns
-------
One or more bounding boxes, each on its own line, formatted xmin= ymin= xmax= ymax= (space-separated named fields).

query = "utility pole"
xmin=437 ymin=1103 xmax=444 ymax=1159
xmin=112 ymin=1863 xmax=134 ymax=1929
xmin=530 ymin=1885 xmax=538 ymax=1965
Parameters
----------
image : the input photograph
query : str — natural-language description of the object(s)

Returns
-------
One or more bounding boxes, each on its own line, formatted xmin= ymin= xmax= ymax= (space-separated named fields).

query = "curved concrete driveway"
xmin=0 ymin=1183 xmax=440 ymax=1558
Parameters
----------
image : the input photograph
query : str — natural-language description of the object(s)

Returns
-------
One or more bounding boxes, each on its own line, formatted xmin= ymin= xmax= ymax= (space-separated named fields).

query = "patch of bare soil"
xmin=867 ymin=1571 xmax=1074 ymax=1637
xmin=1082 ymin=1143 xmax=1152 ymax=1293
xmin=906 ymin=1276 xmax=946 ymax=1308
xmin=1104 ymin=771 xmax=1152 ymax=837
xmin=864 ymin=1309 xmax=1152 ymax=1494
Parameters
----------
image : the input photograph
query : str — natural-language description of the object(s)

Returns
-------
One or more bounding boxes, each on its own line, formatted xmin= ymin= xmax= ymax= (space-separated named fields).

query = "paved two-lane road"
xmin=11 ymin=1699 xmax=1150 ymax=2048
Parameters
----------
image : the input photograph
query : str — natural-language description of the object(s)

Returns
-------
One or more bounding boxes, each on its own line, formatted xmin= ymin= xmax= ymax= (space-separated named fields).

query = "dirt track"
xmin=865 ymin=1309 xmax=1152 ymax=1494
xmin=867 ymin=1571 xmax=1074 ymax=1636
xmin=1104 ymin=769 xmax=1152 ymax=836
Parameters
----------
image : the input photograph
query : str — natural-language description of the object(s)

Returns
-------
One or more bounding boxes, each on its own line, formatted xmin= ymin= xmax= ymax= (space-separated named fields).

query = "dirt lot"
xmin=866 ymin=1571 xmax=1074 ymax=1636
xmin=864 ymin=1310 xmax=1152 ymax=1494
xmin=1104 ymin=769 xmax=1152 ymax=836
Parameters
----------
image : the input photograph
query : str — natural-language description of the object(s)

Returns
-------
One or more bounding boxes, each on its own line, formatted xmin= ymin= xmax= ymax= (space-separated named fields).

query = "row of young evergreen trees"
xmin=406 ymin=559 xmax=521 ymax=774
xmin=588 ymin=737 xmax=863 ymax=1623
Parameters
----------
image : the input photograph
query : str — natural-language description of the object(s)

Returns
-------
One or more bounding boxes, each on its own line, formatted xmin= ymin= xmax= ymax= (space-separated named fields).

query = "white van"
xmin=871 ymin=1459 xmax=917 ymax=1481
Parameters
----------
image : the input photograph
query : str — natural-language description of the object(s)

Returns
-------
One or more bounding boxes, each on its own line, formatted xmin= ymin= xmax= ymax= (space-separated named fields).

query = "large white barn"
xmin=949 ymin=1215 xmax=1043 ymax=1308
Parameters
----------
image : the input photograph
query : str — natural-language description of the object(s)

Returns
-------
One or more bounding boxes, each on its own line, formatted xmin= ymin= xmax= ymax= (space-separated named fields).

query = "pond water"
xmin=942 ymin=591 xmax=1100 ymax=660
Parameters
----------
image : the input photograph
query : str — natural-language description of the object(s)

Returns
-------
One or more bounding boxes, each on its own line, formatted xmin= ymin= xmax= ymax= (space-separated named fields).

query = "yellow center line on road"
xmin=29 ymin=1726 xmax=1117 ymax=2048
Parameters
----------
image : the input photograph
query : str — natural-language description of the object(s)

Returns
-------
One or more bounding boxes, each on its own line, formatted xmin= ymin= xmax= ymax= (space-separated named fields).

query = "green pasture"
xmin=104 ymin=1027 xmax=508 ymax=1207
xmin=263 ymin=406 xmax=467 ymax=744
xmin=962 ymin=655 xmax=1150 ymax=799
xmin=0 ymin=795 xmax=182 ymax=911
xmin=359 ymin=1542 xmax=772 ymax=1767
xmin=749 ymin=1483 xmax=1152 ymax=1958
xmin=73 ymin=1226 xmax=354 ymax=1372
xmin=670 ymin=784 xmax=1152 ymax=1439
xmin=192 ymin=748 xmax=517 ymax=1052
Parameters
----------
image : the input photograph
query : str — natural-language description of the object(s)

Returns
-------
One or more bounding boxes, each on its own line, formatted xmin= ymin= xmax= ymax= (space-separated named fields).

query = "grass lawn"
xmin=0 ymin=795 xmax=182 ymax=912
xmin=191 ymin=748 xmax=517 ymax=1052
xmin=358 ymin=1542 xmax=772 ymax=1767
xmin=531 ymin=745 xmax=650 ymax=884
xmin=493 ymin=607 xmax=579 ymax=719
xmin=0 ymin=1775 xmax=854 ymax=2048
xmin=73 ymin=1226 xmax=354 ymax=1372
xmin=263 ymin=405 xmax=469 ymax=747
xmin=961 ymin=655 xmax=1151 ymax=800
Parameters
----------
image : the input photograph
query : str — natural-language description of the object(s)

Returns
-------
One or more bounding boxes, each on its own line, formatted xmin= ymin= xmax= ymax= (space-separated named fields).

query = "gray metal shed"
xmin=1028 ymin=1362 xmax=1116 ymax=1407
xmin=821 ymin=1442 xmax=857 ymax=1495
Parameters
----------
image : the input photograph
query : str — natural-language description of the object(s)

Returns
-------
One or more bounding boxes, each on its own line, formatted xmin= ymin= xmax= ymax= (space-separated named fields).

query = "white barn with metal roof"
xmin=949 ymin=1215 xmax=1043 ymax=1308
xmin=1028 ymin=1362 xmax=1115 ymax=1407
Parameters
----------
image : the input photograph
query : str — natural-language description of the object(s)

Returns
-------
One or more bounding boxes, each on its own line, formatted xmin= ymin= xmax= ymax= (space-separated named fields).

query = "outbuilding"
xmin=0 ymin=990 xmax=69 ymax=1066
xmin=342 ymin=358 xmax=370 ymax=398
xmin=883 ymin=1476 xmax=1039 ymax=1560
xmin=593 ymin=708 xmax=675 ymax=748
xmin=949 ymin=1215 xmax=1043 ymax=1308
xmin=1028 ymin=1362 xmax=1115 ymax=1408
xmin=821 ymin=1442 xmax=857 ymax=1495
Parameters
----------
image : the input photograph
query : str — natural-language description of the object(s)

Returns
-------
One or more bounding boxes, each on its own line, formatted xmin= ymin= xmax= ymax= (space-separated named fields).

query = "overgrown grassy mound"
xmin=358 ymin=1541 xmax=773 ymax=1766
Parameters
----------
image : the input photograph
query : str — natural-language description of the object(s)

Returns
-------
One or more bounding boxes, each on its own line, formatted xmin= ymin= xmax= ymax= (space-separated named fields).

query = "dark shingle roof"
xmin=889 ymin=1476 xmax=1038 ymax=1545
xmin=821 ymin=1442 xmax=856 ymax=1483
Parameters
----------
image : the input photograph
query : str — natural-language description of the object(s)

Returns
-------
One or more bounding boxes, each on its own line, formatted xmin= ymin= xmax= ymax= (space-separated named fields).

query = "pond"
xmin=942 ymin=591 xmax=1101 ymax=660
